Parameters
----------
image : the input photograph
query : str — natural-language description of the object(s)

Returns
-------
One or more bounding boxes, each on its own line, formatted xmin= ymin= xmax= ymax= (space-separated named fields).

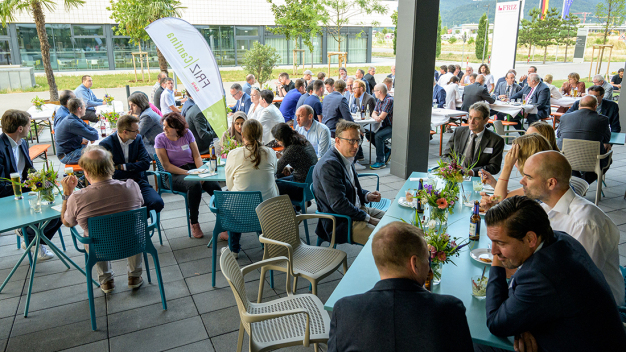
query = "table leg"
xmin=38 ymin=232 xmax=99 ymax=287
xmin=439 ymin=123 xmax=445 ymax=156
xmin=24 ymin=230 xmax=42 ymax=317
xmin=33 ymin=121 xmax=40 ymax=143
xmin=368 ymin=122 xmax=373 ymax=165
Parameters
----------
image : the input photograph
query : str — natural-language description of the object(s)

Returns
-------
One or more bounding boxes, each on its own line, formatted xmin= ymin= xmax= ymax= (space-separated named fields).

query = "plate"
xmin=397 ymin=197 xmax=417 ymax=208
xmin=188 ymin=169 xmax=208 ymax=175
xmin=470 ymin=248 xmax=493 ymax=265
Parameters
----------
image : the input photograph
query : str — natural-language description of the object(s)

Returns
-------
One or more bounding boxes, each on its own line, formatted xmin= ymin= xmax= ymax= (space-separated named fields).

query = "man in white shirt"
xmin=295 ymin=105 xmax=331 ymax=158
xmin=437 ymin=65 xmax=454 ymax=87
xmin=256 ymin=89 xmax=285 ymax=145
xmin=520 ymin=150 xmax=624 ymax=305
xmin=159 ymin=78 xmax=179 ymax=115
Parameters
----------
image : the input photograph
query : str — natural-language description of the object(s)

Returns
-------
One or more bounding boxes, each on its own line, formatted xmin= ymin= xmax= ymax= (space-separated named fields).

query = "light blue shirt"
xmin=74 ymin=84 xmax=102 ymax=111
xmin=295 ymin=119 xmax=331 ymax=159
xmin=160 ymin=88 xmax=176 ymax=115
xmin=242 ymin=82 xmax=253 ymax=95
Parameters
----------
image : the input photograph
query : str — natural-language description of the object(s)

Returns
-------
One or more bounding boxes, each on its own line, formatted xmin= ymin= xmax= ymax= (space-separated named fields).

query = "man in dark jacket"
xmin=461 ymin=74 xmax=495 ymax=112
xmin=566 ymin=85 xmax=621 ymax=133
xmin=510 ymin=73 xmax=550 ymax=126
xmin=328 ymin=222 xmax=474 ymax=352
xmin=321 ymin=80 xmax=353 ymax=136
xmin=183 ymin=95 xmax=217 ymax=155
xmin=363 ymin=66 xmax=377 ymax=93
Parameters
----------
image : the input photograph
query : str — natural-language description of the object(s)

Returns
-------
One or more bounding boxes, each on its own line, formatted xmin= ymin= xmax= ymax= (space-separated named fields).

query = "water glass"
xmin=473 ymin=180 xmax=483 ymax=192
xmin=471 ymin=275 xmax=488 ymax=299
xmin=463 ymin=191 xmax=472 ymax=205
xmin=29 ymin=192 xmax=42 ymax=213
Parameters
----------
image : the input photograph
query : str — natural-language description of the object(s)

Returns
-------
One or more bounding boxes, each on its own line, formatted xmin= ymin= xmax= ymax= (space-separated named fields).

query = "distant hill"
xmin=440 ymin=0 xmax=602 ymax=27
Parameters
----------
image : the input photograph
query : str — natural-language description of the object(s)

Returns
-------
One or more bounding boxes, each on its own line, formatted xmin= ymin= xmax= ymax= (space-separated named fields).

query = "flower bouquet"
xmin=261 ymin=83 xmax=274 ymax=93
xmin=102 ymin=111 xmax=120 ymax=129
xmin=31 ymin=96 xmax=45 ymax=111
xmin=426 ymin=229 xmax=468 ymax=284
xmin=1 ymin=161 xmax=60 ymax=204
xmin=103 ymin=93 xmax=114 ymax=106
xmin=220 ymin=134 xmax=239 ymax=160
xmin=416 ymin=181 xmax=459 ymax=231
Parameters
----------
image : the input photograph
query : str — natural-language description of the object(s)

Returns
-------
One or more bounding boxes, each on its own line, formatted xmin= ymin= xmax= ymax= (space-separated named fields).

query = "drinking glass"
xmin=65 ymin=167 xmax=74 ymax=177
xmin=471 ymin=275 xmax=488 ymax=299
xmin=29 ymin=192 xmax=41 ymax=213
xmin=473 ymin=180 xmax=483 ymax=192
xmin=463 ymin=191 xmax=472 ymax=205
xmin=522 ymin=94 xmax=527 ymax=105
xmin=10 ymin=172 xmax=22 ymax=199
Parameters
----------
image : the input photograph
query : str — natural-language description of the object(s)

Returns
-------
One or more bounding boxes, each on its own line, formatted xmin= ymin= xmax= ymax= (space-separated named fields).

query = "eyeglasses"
xmin=125 ymin=129 xmax=139 ymax=133
xmin=337 ymin=137 xmax=363 ymax=146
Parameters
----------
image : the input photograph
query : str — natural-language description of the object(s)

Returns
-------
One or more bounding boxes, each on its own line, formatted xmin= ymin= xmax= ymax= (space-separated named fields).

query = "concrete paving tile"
xmin=606 ymin=210 xmax=626 ymax=226
xmin=163 ymin=339 xmax=215 ymax=352
xmin=168 ymin=235 xmax=213 ymax=251
xmin=30 ymin=268 xmax=91 ymax=294
xmin=109 ymin=316 xmax=208 ymax=352
xmin=0 ymin=297 xmax=19 ymax=318
xmin=201 ymin=306 xmax=242 ymax=338
xmin=177 ymin=254 xmax=253 ymax=279
xmin=163 ymin=225 xmax=195 ymax=240
xmin=0 ymin=339 xmax=6 ymax=352
xmin=106 ymin=278 xmax=190 ymax=315
xmin=0 ymin=316 xmax=12 ymax=340
xmin=10 ymin=297 xmax=106 ymax=337
xmin=211 ymin=330 xmax=249 ymax=352
xmin=173 ymin=245 xmax=214 ymax=264
xmin=0 ymin=253 xmax=30 ymax=271
xmin=17 ymin=282 xmax=104 ymax=314
xmin=108 ymin=296 xmax=198 ymax=337
xmin=57 ymin=340 xmax=109 ymax=352
xmin=5 ymin=316 xmax=107 ymax=352
xmin=192 ymin=287 xmax=237 ymax=314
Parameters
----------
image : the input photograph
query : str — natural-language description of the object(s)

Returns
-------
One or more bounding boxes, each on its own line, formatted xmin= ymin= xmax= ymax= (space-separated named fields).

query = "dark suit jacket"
xmin=313 ymin=148 xmax=369 ymax=244
xmin=232 ymin=92 xmax=252 ymax=113
xmin=566 ymin=99 xmax=621 ymax=133
xmin=328 ymin=278 xmax=474 ymax=352
xmin=321 ymin=91 xmax=352 ymax=133
xmin=363 ymin=73 xmax=376 ymax=93
xmin=433 ymin=84 xmax=446 ymax=108
xmin=557 ymin=108 xmax=612 ymax=169
xmin=185 ymin=104 xmax=217 ymax=155
xmin=461 ymin=82 xmax=495 ymax=112
xmin=486 ymin=231 xmax=626 ymax=351
xmin=443 ymin=126 xmax=504 ymax=175
xmin=99 ymin=132 xmax=151 ymax=182
xmin=354 ymin=92 xmax=376 ymax=113
xmin=0 ymin=133 xmax=33 ymax=198
xmin=492 ymin=82 xmax=522 ymax=99
xmin=387 ymin=73 xmax=394 ymax=88
xmin=510 ymin=82 xmax=551 ymax=120
xmin=495 ymin=76 xmax=518 ymax=88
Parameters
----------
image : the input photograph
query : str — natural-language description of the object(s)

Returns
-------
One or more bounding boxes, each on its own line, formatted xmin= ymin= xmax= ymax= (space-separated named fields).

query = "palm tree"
xmin=0 ymin=0 xmax=85 ymax=101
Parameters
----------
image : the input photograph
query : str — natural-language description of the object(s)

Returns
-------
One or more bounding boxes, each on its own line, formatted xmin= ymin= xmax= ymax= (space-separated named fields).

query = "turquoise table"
xmin=183 ymin=162 xmax=226 ymax=182
xmin=324 ymin=172 xmax=515 ymax=350
xmin=0 ymin=194 xmax=97 ymax=317
xmin=610 ymin=132 xmax=625 ymax=145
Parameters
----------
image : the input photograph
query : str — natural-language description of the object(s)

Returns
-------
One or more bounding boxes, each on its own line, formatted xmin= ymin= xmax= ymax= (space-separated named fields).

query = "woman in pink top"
xmin=155 ymin=112 xmax=220 ymax=238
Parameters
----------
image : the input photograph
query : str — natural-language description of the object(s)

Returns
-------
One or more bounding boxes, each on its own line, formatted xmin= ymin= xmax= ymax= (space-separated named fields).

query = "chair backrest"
xmin=86 ymin=207 xmax=148 ymax=261
xmin=570 ymin=175 xmax=590 ymax=196
xmin=303 ymin=166 xmax=316 ymax=201
xmin=561 ymin=139 xmax=600 ymax=173
xmin=256 ymin=195 xmax=302 ymax=259
xmin=493 ymin=120 xmax=505 ymax=136
xmin=220 ymin=247 xmax=252 ymax=333
xmin=214 ymin=191 xmax=263 ymax=233
xmin=154 ymin=153 xmax=166 ymax=172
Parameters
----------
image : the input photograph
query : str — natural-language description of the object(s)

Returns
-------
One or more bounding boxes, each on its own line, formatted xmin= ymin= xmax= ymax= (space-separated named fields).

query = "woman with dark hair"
xmin=271 ymin=123 xmax=318 ymax=201
xmin=224 ymin=119 xmax=278 ymax=257
xmin=479 ymin=63 xmax=494 ymax=93
xmin=155 ymin=112 xmax=220 ymax=238
xmin=221 ymin=111 xmax=246 ymax=146
xmin=128 ymin=92 xmax=162 ymax=157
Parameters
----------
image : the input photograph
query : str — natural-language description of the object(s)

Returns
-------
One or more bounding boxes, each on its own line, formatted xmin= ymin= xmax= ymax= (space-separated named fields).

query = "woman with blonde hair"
xmin=543 ymin=74 xmax=563 ymax=100
xmin=528 ymin=121 xmax=559 ymax=151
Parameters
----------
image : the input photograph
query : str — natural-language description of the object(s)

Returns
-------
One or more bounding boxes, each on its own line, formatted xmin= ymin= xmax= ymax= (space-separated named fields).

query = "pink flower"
xmin=438 ymin=252 xmax=447 ymax=262
xmin=451 ymin=241 xmax=457 ymax=247
xmin=436 ymin=198 xmax=448 ymax=209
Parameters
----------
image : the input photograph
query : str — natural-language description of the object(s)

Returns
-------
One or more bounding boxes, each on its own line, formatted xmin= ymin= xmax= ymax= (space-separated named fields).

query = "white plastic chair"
xmin=493 ymin=120 xmax=525 ymax=152
xmin=570 ymin=175 xmax=590 ymax=196
xmin=562 ymin=139 xmax=612 ymax=205
xmin=255 ymin=195 xmax=348 ymax=301
xmin=219 ymin=247 xmax=330 ymax=352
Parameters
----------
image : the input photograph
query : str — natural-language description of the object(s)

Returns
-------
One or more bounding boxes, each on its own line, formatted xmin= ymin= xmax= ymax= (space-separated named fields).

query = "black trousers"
xmin=83 ymin=109 xmax=99 ymax=123
xmin=136 ymin=179 xmax=164 ymax=213
xmin=168 ymin=163 xmax=221 ymax=224
xmin=24 ymin=218 xmax=63 ymax=245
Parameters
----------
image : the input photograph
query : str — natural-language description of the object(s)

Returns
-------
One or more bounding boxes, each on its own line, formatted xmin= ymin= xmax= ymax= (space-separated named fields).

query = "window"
xmin=0 ymin=40 xmax=10 ymax=65
xmin=300 ymin=35 xmax=322 ymax=65
xmin=348 ymin=32 xmax=367 ymax=63
xmin=73 ymin=25 xmax=104 ymax=36
xmin=265 ymin=37 xmax=289 ymax=65
xmin=236 ymin=27 xmax=259 ymax=37
xmin=197 ymin=26 xmax=235 ymax=66
xmin=326 ymin=34 xmax=348 ymax=64
xmin=74 ymin=38 xmax=109 ymax=69
xmin=112 ymin=37 xmax=136 ymax=69
xmin=0 ymin=26 xmax=7 ymax=36
xmin=16 ymin=24 xmax=48 ymax=70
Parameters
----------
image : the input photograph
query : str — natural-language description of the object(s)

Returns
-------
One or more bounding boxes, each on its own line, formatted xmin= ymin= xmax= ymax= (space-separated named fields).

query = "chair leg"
xmin=293 ymin=276 xmax=298 ymax=294
xmin=236 ymin=322 xmax=245 ymax=352
xmin=257 ymin=267 xmax=267 ymax=303
xmin=57 ymin=228 xmax=66 ymax=252
xmin=16 ymin=234 xmax=20 ymax=249
xmin=151 ymin=252 xmax=167 ymax=310
xmin=270 ymin=269 xmax=274 ymax=289
xmin=595 ymin=176 xmax=602 ymax=206
xmin=310 ymin=282 xmax=315 ymax=295
xmin=156 ymin=212 xmax=163 ymax=245
xmin=316 ymin=237 xmax=323 ymax=246
xmin=343 ymin=257 xmax=348 ymax=274
xmin=314 ymin=343 xmax=319 ymax=352
xmin=302 ymin=219 xmax=310 ymax=245
xmin=143 ymin=252 xmax=152 ymax=283
xmin=211 ymin=228 xmax=219 ymax=287
xmin=184 ymin=196 xmax=191 ymax=238
xmin=86 ymin=264 xmax=97 ymax=330
xmin=21 ymin=227 xmax=33 ymax=266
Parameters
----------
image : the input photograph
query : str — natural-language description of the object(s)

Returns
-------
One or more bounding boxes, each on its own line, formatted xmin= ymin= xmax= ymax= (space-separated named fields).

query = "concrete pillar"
xmin=618 ymin=62 xmax=626 ymax=131
xmin=390 ymin=0 xmax=440 ymax=178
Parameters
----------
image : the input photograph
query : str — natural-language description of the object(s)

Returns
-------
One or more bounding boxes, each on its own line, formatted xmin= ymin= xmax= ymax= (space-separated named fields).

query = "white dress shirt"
xmin=7 ymin=136 xmax=25 ymax=175
xmin=443 ymin=83 xmax=462 ymax=110
xmin=257 ymin=104 xmax=285 ymax=145
xmin=437 ymin=72 xmax=454 ymax=87
xmin=247 ymin=103 xmax=264 ymax=121
xmin=541 ymin=188 xmax=625 ymax=305
xmin=117 ymin=133 xmax=133 ymax=164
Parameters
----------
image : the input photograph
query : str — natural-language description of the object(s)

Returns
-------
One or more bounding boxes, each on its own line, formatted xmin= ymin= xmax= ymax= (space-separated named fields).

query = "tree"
xmin=108 ymin=0 xmax=185 ymax=74
xmin=595 ymin=0 xmax=626 ymax=45
xmin=0 ymin=0 xmax=85 ymax=101
xmin=531 ymin=7 xmax=562 ymax=64
xmin=267 ymin=0 xmax=326 ymax=61
xmin=437 ymin=13 xmax=442 ymax=58
xmin=322 ymin=0 xmax=387 ymax=53
xmin=475 ymin=13 xmax=489 ymax=61
xmin=391 ymin=10 xmax=397 ymax=55
xmin=518 ymin=15 xmax=535 ymax=59
xmin=559 ymin=14 xmax=579 ymax=62
xmin=449 ymin=36 xmax=457 ymax=44
xmin=241 ymin=42 xmax=280 ymax=87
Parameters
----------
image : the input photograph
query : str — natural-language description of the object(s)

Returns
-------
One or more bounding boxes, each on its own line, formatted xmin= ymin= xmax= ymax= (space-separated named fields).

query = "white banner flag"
xmin=490 ymin=1 xmax=524 ymax=82
xmin=145 ymin=17 xmax=228 ymax=138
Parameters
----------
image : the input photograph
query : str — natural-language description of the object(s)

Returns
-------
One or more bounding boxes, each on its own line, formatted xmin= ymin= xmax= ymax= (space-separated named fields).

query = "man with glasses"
xmin=313 ymin=120 xmax=385 ymax=245
xmin=229 ymin=83 xmax=251 ymax=115
xmin=99 ymin=115 xmax=164 ymax=214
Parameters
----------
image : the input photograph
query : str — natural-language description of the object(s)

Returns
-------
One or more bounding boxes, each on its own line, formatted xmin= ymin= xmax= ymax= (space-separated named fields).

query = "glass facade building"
xmin=2 ymin=23 xmax=371 ymax=71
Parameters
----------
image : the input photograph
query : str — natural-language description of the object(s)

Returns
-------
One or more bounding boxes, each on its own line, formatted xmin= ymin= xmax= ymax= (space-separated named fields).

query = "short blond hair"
xmin=543 ymin=74 xmax=553 ymax=84
xmin=513 ymin=133 xmax=554 ymax=174
xmin=78 ymin=145 xmax=115 ymax=179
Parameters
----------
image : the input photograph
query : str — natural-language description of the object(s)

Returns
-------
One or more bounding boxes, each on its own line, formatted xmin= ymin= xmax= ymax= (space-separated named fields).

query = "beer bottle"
xmin=469 ymin=200 xmax=481 ymax=241
xmin=417 ymin=178 xmax=424 ymax=213
xmin=210 ymin=144 xmax=218 ymax=171
xmin=424 ymin=257 xmax=434 ymax=292
xmin=360 ymin=104 xmax=365 ymax=119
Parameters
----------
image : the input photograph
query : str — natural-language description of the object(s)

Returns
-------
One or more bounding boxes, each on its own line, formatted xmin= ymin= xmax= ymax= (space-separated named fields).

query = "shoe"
xmin=384 ymin=150 xmax=392 ymax=164
xmin=218 ymin=231 xmax=228 ymax=242
xmin=21 ymin=241 xmax=27 ymax=250
xmin=34 ymin=245 xmax=54 ymax=262
xmin=356 ymin=154 xmax=365 ymax=161
xmin=14 ymin=229 xmax=23 ymax=238
xmin=370 ymin=162 xmax=386 ymax=170
xmin=128 ymin=276 xmax=144 ymax=289
xmin=101 ymin=280 xmax=115 ymax=294
xmin=190 ymin=222 xmax=204 ymax=239
xmin=233 ymin=252 xmax=239 ymax=259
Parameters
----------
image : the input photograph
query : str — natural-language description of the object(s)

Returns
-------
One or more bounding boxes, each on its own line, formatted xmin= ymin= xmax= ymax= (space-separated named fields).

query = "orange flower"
xmin=436 ymin=198 xmax=448 ymax=209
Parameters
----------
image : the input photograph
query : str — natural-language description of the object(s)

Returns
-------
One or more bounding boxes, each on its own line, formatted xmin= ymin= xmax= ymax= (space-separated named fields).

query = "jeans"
xmin=83 ymin=109 xmax=99 ymax=123
xmin=24 ymin=218 xmax=62 ymax=245
xmin=136 ymin=179 xmax=164 ymax=213
xmin=229 ymin=232 xmax=242 ymax=253
xmin=168 ymin=163 xmax=221 ymax=224
xmin=276 ymin=175 xmax=304 ymax=202
xmin=59 ymin=145 xmax=86 ymax=164
xmin=365 ymin=126 xmax=392 ymax=163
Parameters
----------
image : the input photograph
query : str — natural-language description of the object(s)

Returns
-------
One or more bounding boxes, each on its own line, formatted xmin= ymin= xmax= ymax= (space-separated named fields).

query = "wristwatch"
xmin=62 ymin=194 xmax=71 ymax=201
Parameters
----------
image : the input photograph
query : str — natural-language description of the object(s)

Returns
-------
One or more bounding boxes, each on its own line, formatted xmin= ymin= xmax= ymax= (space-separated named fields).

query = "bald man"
xmin=520 ymin=151 xmax=624 ymax=305
xmin=557 ymin=95 xmax=612 ymax=183
xmin=328 ymin=222 xmax=473 ymax=352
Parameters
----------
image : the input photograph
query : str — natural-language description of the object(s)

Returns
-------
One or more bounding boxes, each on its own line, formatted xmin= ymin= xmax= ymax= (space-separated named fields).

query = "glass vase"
xmin=431 ymin=261 xmax=443 ymax=285
xmin=39 ymin=188 xmax=55 ymax=205
xmin=428 ymin=206 xmax=449 ymax=231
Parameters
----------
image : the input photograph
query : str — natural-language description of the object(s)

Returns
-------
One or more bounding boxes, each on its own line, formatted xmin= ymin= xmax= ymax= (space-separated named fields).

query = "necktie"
xmin=464 ymin=134 xmax=477 ymax=167
xmin=527 ymin=86 xmax=536 ymax=102
xmin=506 ymin=85 xmax=511 ymax=98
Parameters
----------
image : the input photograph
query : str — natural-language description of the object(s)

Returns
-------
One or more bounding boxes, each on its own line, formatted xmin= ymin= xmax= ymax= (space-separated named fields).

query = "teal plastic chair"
xmin=310 ymin=184 xmax=361 ymax=248
xmin=208 ymin=191 xmax=263 ymax=287
xmin=357 ymin=173 xmax=391 ymax=212
xmin=275 ymin=166 xmax=315 ymax=244
xmin=619 ymin=266 xmax=626 ymax=323
xmin=70 ymin=207 xmax=167 ymax=330
xmin=144 ymin=169 xmax=164 ymax=244
xmin=153 ymin=154 xmax=191 ymax=240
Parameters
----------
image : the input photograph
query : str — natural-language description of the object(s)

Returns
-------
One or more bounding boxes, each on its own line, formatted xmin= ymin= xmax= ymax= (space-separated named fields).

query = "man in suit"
xmin=54 ymin=90 xmax=75 ymax=128
xmin=153 ymin=76 xmax=166 ymax=111
xmin=355 ymin=69 xmax=371 ymax=95
xmin=558 ymin=95 xmax=612 ymax=183
xmin=518 ymin=66 xmax=537 ymax=88
xmin=363 ymin=66 xmax=377 ymax=94
xmin=461 ymin=74 xmax=495 ymax=112
xmin=313 ymin=121 xmax=384 ymax=245
xmin=443 ymin=102 xmax=504 ymax=176
xmin=475 ymin=196 xmax=626 ymax=352
xmin=322 ymin=79 xmax=353 ymax=136
xmin=387 ymin=65 xmax=395 ymax=88
xmin=229 ymin=83 xmax=251 ymax=115
xmin=328 ymin=222 xmax=474 ymax=352
xmin=592 ymin=74 xmax=613 ymax=100
xmin=432 ymin=79 xmax=446 ymax=109
xmin=295 ymin=82 xmax=313 ymax=114
xmin=99 ymin=115 xmax=164 ymax=214
xmin=494 ymin=69 xmax=517 ymax=89
xmin=304 ymin=80 xmax=324 ymax=123
xmin=352 ymin=79 xmax=375 ymax=162
xmin=1 ymin=110 xmax=61 ymax=261
xmin=184 ymin=95 xmax=217 ymax=154
xmin=510 ymin=73 xmax=551 ymax=127
xmin=566 ymin=85 xmax=620 ymax=132
xmin=493 ymin=71 xmax=521 ymax=100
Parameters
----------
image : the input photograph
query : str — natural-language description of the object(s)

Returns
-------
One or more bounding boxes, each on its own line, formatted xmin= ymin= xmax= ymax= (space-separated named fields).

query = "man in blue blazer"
xmin=312 ymin=121 xmax=383 ymax=245
xmin=433 ymin=79 xmax=446 ymax=108
xmin=53 ymin=90 xmax=75 ymax=128
xmin=229 ymin=83 xmax=251 ymax=114
xmin=99 ymin=115 xmax=164 ymax=213
xmin=321 ymin=79 xmax=353 ymax=136
xmin=477 ymin=196 xmax=626 ymax=352
xmin=328 ymin=222 xmax=474 ymax=352
xmin=1 ymin=110 xmax=61 ymax=261
xmin=566 ymin=85 xmax=621 ymax=132
xmin=510 ymin=73 xmax=550 ymax=127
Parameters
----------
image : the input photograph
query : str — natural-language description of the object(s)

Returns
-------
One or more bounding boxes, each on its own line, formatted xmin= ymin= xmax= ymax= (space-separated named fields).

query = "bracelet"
xmin=499 ymin=178 xmax=509 ymax=182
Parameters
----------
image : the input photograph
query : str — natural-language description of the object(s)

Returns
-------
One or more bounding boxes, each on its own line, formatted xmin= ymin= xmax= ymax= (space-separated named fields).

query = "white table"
xmin=551 ymin=96 xmax=579 ymax=108
xmin=352 ymin=116 xmax=378 ymax=164
xmin=95 ymin=100 xmax=124 ymax=115
xmin=489 ymin=101 xmax=537 ymax=116
xmin=431 ymin=108 xmax=468 ymax=128
xmin=26 ymin=104 xmax=60 ymax=144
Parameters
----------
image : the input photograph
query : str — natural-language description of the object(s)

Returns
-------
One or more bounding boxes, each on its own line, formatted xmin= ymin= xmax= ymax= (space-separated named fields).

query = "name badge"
xmin=484 ymin=147 xmax=493 ymax=154
xmin=181 ymin=144 xmax=190 ymax=151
